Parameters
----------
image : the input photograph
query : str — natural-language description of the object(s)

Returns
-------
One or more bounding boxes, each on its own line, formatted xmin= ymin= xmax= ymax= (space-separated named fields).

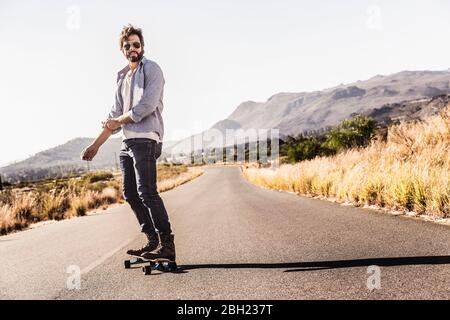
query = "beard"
xmin=127 ymin=50 xmax=144 ymax=62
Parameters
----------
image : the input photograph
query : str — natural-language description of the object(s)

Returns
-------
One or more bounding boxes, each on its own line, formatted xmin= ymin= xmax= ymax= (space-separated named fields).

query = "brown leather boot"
xmin=141 ymin=233 xmax=176 ymax=261
xmin=126 ymin=232 xmax=160 ymax=257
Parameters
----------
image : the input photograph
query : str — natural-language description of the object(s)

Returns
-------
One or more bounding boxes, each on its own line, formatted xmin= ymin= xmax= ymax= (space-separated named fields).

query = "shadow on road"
xmin=176 ymin=256 xmax=450 ymax=273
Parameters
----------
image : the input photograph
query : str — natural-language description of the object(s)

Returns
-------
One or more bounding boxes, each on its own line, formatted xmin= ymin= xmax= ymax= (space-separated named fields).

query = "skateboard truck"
xmin=124 ymin=257 xmax=145 ymax=269
xmin=142 ymin=259 xmax=178 ymax=275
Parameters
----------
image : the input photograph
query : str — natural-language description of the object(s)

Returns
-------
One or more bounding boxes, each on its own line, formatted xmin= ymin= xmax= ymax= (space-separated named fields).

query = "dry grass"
xmin=243 ymin=106 xmax=450 ymax=219
xmin=158 ymin=167 xmax=204 ymax=193
xmin=157 ymin=164 xmax=189 ymax=181
xmin=0 ymin=164 xmax=203 ymax=235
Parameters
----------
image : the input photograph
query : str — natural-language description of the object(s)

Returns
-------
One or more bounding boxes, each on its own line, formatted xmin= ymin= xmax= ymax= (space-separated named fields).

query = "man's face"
xmin=122 ymin=34 xmax=144 ymax=63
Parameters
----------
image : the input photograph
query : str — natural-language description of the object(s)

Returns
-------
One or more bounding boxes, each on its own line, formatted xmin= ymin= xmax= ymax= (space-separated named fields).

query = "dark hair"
xmin=119 ymin=24 xmax=145 ymax=50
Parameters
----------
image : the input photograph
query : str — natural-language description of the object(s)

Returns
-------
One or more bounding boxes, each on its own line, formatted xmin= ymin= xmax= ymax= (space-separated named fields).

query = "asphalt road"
xmin=1 ymin=166 xmax=449 ymax=299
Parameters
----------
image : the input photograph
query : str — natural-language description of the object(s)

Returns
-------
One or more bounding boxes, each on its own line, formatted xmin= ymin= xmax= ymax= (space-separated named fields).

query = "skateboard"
xmin=124 ymin=256 xmax=178 ymax=275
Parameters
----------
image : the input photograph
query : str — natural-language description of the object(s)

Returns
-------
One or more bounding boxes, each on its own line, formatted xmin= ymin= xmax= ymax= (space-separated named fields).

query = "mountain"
xmin=365 ymin=94 xmax=450 ymax=124
xmin=164 ymin=70 xmax=450 ymax=155
xmin=0 ymin=136 xmax=185 ymax=183
xmin=0 ymin=138 xmax=123 ymax=183
xmin=3 ymin=69 xmax=450 ymax=182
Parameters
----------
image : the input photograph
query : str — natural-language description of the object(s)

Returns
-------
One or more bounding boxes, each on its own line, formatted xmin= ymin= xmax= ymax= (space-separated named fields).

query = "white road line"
xmin=80 ymin=239 xmax=134 ymax=275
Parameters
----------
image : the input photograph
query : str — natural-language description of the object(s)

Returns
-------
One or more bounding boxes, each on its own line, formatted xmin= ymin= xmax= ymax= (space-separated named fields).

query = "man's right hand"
xmin=104 ymin=118 xmax=122 ymax=131
xmin=80 ymin=144 xmax=99 ymax=161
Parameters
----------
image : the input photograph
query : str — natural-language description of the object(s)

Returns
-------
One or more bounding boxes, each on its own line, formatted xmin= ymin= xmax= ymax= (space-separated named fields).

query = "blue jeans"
xmin=119 ymin=138 xmax=172 ymax=235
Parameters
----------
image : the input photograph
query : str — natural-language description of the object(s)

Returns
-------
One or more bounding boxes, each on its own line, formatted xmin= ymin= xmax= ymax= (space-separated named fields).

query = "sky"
xmin=1 ymin=0 xmax=450 ymax=167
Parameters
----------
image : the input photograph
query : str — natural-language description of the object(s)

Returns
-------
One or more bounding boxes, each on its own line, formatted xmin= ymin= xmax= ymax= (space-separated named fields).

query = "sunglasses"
xmin=123 ymin=42 xmax=141 ymax=50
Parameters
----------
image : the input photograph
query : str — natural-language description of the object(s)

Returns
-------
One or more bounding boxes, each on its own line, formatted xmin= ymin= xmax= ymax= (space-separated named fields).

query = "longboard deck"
xmin=124 ymin=256 xmax=178 ymax=275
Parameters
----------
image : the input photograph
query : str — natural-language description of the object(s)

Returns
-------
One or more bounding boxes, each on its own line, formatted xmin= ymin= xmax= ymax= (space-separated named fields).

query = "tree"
xmin=287 ymin=137 xmax=323 ymax=162
xmin=285 ymin=114 xmax=376 ymax=163
xmin=325 ymin=115 xmax=376 ymax=151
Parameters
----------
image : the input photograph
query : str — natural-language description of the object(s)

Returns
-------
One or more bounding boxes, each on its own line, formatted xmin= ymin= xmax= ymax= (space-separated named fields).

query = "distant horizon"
xmin=1 ymin=66 xmax=449 ymax=169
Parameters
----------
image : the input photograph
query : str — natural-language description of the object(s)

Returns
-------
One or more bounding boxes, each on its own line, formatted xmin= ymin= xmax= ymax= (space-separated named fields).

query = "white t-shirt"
xmin=121 ymin=68 xmax=161 ymax=143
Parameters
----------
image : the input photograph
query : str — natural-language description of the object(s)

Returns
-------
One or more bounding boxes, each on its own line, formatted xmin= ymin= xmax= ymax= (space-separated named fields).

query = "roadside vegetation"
xmin=283 ymin=115 xmax=377 ymax=163
xmin=243 ymin=106 xmax=450 ymax=220
xmin=0 ymin=164 xmax=203 ymax=235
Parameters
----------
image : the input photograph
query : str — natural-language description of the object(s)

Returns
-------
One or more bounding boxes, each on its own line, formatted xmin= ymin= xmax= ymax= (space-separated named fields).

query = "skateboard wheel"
xmin=124 ymin=260 xmax=131 ymax=269
xmin=168 ymin=262 xmax=177 ymax=271
xmin=143 ymin=265 xmax=152 ymax=275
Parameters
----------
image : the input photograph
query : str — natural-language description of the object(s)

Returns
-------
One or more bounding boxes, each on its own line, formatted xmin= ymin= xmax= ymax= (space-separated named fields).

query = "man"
xmin=80 ymin=24 xmax=176 ymax=262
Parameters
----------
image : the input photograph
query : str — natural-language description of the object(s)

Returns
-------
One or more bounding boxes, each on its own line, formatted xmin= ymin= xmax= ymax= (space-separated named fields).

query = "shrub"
xmin=0 ymin=204 xmax=27 ymax=235
xmin=83 ymin=171 xmax=114 ymax=183
xmin=326 ymin=115 xmax=376 ymax=151
xmin=42 ymin=190 xmax=71 ymax=220
xmin=287 ymin=138 xmax=324 ymax=162
xmin=86 ymin=181 xmax=108 ymax=193
xmin=70 ymin=196 xmax=87 ymax=217
xmin=84 ymin=190 xmax=102 ymax=209
xmin=101 ymin=187 xmax=119 ymax=204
